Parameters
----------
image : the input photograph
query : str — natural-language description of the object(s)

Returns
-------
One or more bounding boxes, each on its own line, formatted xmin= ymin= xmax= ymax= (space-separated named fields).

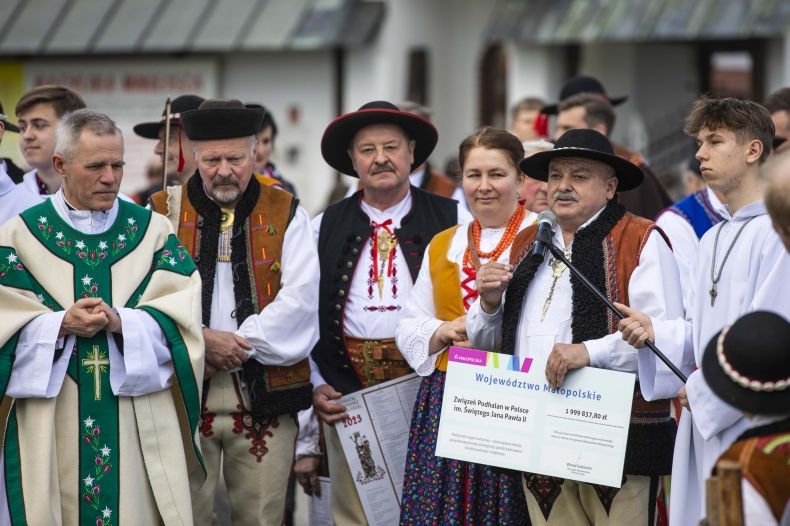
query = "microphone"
xmin=530 ymin=210 xmax=557 ymax=262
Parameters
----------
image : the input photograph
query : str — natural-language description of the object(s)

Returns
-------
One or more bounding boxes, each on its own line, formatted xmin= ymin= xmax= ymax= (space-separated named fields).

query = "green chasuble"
xmin=0 ymin=199 xmax=205 ymax=525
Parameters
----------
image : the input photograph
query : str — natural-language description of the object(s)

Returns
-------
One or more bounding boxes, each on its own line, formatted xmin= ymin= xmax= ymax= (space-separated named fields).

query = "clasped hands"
xmin=203 ymin=327 xmax=252 ymax=379
xmin=58 ymin=297 xmax=121 ymax=338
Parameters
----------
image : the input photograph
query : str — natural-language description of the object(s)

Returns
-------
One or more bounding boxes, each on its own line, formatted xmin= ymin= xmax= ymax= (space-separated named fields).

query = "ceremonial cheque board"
xmin=435 ymin=347 xmax=635 ymax=487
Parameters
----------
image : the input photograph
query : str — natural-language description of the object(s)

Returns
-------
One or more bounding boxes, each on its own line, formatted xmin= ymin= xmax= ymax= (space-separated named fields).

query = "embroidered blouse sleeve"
xmin=395 ymin=245 xmax=443 ymax=376
xmin=236 ymin=206 xmax=320 ymax=366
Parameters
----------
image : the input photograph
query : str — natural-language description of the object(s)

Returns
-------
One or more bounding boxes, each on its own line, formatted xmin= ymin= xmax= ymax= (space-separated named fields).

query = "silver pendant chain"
xmin=709 ymin=216 xmax=756 ymax=306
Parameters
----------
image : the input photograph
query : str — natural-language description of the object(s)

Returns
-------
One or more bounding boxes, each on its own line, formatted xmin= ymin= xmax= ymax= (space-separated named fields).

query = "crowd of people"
xmin=0 ymin=76 xmax=787 ymax=526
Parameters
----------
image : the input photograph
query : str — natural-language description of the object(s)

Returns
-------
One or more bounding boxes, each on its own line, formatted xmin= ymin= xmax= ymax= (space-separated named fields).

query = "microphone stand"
xmin=543 ymin=236 xmax=688 ymax=383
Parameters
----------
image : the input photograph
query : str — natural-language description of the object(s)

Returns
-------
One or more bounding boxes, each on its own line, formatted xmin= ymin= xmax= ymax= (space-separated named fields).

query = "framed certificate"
xmin=435 ymin=347 xmax=635 ymax=487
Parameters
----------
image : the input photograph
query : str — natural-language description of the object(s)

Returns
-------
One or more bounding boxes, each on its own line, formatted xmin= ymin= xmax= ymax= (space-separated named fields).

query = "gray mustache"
xmin=214 ymin=177 xmax=239 ymax=187
xmin=553 ymin=192 xmax=578 ymax=201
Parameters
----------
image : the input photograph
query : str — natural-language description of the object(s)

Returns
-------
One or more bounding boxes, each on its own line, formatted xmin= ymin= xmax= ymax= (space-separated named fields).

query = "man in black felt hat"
xmin=149 ymin=98 xmax=319 ymax=525
xmin=543 ymin=76 xmax=672 ymax=220
xmin=310 ymin=100 xmax=468 ymax=524
xmin=703 ymin=311 xmax=790 ymax=526
xmin=133 ymin=94 xmax=204 ymax=197
xmin=468 ymin=128 xmax=685 ymax=525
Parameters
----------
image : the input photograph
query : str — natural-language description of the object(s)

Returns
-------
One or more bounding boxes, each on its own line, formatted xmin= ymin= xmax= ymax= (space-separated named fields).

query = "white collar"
xmin=717 ymin=199 xmax=766 ymax=221
xmin=51 ymin=188 xmax=119 ymax=235
xmin=360 ymin=190 xmax=413 ymax=227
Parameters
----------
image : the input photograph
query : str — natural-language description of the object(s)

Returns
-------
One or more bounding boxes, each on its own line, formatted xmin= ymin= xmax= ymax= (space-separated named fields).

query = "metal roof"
xmin=0 ymin=0 xmax=385 ymax=55
xmin=485 ymin=0 xmax=790 ymax=44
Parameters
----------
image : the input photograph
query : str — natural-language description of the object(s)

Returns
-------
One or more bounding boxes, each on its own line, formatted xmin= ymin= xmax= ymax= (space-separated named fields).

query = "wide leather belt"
xmin=631 ymin=386 xmax=671 ymax=424
xmin=344 ymin=336 xmax=411 ymax=387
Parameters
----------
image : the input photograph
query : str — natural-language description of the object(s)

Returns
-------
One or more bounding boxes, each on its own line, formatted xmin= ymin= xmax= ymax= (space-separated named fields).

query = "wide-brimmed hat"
xmin=133 ymin=94 xmax=205 ymax=139
xmin=541 ymin=75 xmax=628 ymax=115
xmin=0 ymin=102 xmax=19 ymax=133
xmin=519 ymin=128 xmax=644 ymax=191
xmin=702 ymin=311 xmax=790 ymax=416
xmin=181 ymin=99 xmax=264 ymax=141
xmin=321 ymin=100 xmax=438 ymax=177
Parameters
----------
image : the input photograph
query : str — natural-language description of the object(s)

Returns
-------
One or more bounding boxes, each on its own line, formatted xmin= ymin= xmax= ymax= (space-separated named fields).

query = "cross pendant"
xmin=709 ymin=283 xmax=718 ymax=307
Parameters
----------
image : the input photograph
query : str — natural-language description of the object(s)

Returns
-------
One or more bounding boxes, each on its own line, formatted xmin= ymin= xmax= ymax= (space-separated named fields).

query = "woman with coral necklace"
xmin=396 ymin=127 xmax=535 ymax=524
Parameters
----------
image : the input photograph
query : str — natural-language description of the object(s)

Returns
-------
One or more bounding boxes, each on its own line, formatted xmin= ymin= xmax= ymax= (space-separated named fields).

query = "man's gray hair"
xmin=55 ymin=109 xmax=122 ymax=162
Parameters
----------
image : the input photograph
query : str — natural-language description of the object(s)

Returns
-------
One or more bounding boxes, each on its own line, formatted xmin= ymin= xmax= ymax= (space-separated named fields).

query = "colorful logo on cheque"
xmin=448 ymin=346 xmax=533 ymax=373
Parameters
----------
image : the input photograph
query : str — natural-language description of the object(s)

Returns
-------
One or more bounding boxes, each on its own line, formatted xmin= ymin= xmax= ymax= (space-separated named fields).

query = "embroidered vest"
xmin=716 ymin=418 xmax=790 ymax=521
xmin=312 ymin=187 xmax=458 ymax=395
xmin=661 ymin=188 xmax=724 ymax=239
xmin=428 ymin=225 xmax=466 ymax=372
xmin=508 ymin=210 xmax=676 ymax=476
xmin=150 ymin=183 xmax=311 ymax=417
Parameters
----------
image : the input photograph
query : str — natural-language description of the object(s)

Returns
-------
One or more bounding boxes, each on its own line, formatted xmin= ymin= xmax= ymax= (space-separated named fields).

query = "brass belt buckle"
xmin=361 ymin=340 xmax=377 ymax=385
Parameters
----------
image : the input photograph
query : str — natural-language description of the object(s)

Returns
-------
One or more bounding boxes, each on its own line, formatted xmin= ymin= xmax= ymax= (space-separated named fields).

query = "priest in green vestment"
xmin=0 ymin=109 xmax=205 ymax=525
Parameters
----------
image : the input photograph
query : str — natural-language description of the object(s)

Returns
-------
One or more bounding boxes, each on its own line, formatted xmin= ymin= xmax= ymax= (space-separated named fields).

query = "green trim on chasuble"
xmin=139 ymin=306 xmax=205 ymax=472
xmin=0 ymin=246 xmax=63 ymax=524
xmin=0 ymin=244 xmax=63 ymax=395
xmin=0 ymin=246 xmax=61 ymax=310
xmin=19 ymin=199 xmax=151 ymax=525
xmin=4 ymin=408 xmax=25 ymax=526
xmin=126 ymin=234 xmax=196 ymax=308
xmin=130 ymin=234 xmax=204 ymax=472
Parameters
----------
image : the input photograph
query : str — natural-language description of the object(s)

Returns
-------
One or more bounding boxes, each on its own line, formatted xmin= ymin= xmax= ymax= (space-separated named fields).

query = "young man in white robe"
xmin=0 ymin=109 xmax=204 ymax=524
xmin=617 ymin=96 xmax=790 ymax=526
xmin=0 ymin=85 xmax=87 ymax=225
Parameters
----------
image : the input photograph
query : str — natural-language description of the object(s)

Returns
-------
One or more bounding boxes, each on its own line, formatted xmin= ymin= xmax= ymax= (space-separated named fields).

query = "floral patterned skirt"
xmin=400 ymin=369 xmax=529 ymax=525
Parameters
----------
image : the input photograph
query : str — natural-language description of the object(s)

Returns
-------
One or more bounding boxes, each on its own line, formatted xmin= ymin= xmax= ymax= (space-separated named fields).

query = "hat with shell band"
xmin=702 ymin=311 xmax=790 ymax=416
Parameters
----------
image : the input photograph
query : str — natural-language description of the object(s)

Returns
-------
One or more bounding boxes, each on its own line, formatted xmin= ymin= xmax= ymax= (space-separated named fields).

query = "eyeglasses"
xmin=772 ymin=137 xmax=787 ymax=151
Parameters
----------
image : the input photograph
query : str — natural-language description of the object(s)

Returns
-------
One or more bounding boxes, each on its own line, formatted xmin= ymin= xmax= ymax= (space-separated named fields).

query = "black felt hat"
xmin=0 ymin=102 xmax=19 ymax=133
xmin=702 ymin=311 xmax=790 ymax=416
xmin=519 ymin=128 xmax=644 ymax=191
xmin=133 ymin=94 xmax=205 ymax=139
xmin=321 ymin=100 xmax=438 ymax=177
xmin=181 ymin=99 xmax=264 ymax=141
xmin=541 ymin=75 xmax=628 ymax=115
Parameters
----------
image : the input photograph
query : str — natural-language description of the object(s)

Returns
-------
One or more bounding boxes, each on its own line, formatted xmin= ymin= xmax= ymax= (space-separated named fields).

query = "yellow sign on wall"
xmin=0 ymin=62 xmax=26 ymax=168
